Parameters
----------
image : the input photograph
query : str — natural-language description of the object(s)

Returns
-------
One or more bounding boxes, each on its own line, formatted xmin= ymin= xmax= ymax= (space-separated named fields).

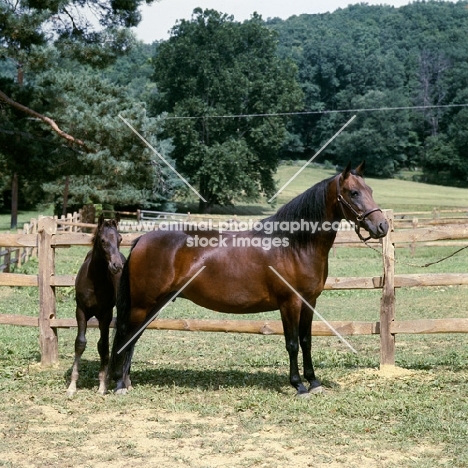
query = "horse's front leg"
xmin=280 ymin=299 xmax=308 ymax=396
xmin=299 ymin=303 xmax=323 ymax=394
xmin=67 ymin=307 xmax=87 ymax=398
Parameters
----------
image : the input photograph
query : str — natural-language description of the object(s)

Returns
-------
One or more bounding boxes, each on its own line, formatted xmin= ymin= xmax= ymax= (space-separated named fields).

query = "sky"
xmin=134 ymin=0 xmax=416 ymax=43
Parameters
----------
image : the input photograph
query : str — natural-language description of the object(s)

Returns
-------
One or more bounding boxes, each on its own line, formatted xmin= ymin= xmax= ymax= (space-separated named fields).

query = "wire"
xmin=164 ymin=103 xmax=468 ymax=120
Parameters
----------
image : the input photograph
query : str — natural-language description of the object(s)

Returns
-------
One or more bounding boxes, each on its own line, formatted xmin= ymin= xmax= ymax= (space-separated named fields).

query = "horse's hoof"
xmin=296 ymin=391 xmax=311 ymax=399
xmin=308 ymin=385 xmax=325 ymax=395
xmin=66 ymin=390 xmax=76 ymax=399
xmin=97 ymin=389 xmax=107 ymax=396
xmin=114 ymin=388 xmax=128 ymax=395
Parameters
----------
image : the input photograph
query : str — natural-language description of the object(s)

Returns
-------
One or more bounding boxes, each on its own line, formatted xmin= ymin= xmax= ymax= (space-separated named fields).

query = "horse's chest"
xmin=76 ymin=280 xmax=115 ymax=310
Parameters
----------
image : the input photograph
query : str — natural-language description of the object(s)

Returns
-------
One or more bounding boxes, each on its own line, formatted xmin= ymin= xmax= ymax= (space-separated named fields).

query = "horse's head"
xmin=96 ymin=213 xmax=124 ymax=274
xmin=336 ymin=162 xmax=389 ymax=240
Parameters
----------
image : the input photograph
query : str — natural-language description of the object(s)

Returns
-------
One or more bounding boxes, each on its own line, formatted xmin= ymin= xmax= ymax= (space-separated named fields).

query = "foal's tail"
xmin=109 ymin=237 xmax=141 ymax=379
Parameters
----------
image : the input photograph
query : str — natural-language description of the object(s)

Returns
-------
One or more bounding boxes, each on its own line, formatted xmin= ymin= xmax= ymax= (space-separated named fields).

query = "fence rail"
xmin=0 ymin=210 xmax=467 ymax=368
xmin=0 ymin=212 xmax=82 ymax=273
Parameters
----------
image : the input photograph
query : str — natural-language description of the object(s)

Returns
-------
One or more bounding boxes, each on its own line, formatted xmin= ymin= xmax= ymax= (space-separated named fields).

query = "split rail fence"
xmin=0 ymin=211 xmax=468 ymax=369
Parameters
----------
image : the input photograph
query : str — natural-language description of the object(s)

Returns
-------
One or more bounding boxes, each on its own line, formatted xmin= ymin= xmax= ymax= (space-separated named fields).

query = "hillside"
xmin=274 ymin=164 xmax=468 ymax=212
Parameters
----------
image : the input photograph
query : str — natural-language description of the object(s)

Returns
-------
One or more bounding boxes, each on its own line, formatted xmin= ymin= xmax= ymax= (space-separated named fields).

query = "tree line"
xmin=1 ymin=1 xmax=467 ymax=224
xmin=269 ymin=0 xmax=468 ymax=184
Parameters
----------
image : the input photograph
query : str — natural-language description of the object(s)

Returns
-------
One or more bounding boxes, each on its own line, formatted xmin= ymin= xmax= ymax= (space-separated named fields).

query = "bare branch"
xmin=0 ymin=88 xmax=94 ymax=152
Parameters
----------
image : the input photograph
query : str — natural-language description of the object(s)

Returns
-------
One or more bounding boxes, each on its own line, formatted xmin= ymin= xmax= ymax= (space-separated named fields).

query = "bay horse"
xmin=109 ymin=162 xmax=388 ymax=396
xmin=67 ymin=214 xmax=126 ymax=397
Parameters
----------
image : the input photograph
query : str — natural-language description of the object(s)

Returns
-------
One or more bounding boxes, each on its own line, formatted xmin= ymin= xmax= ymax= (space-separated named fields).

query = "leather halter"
xmin=335 ymin=176 xmax=382 ymax=242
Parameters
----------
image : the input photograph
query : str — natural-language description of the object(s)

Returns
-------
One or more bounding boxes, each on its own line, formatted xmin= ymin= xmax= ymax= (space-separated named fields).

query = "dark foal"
xmin=67 ymin=214 xmax=126 ymax=397
xmin=109 ymin=163 xmax=389 ymax=397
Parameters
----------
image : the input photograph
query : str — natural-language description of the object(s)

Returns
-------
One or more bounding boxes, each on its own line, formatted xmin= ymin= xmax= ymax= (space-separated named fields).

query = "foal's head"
xmin=94 ymin=214 xmax=124 ymax=274
xmin=336 ymin=162 xmax=389 ymax=239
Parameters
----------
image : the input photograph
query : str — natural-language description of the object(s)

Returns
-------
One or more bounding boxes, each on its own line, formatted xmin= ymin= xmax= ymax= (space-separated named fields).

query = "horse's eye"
xmin=351 ymin=190 xmax=359 ymax=199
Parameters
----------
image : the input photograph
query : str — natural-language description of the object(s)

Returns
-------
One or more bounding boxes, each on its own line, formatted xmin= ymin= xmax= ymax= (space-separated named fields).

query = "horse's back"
xmin=127 ymin=229 xmax=283 ymax=314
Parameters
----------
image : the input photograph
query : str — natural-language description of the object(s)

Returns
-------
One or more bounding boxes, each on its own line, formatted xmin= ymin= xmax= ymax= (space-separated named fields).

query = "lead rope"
xmin=358 ymin=235 xmax=468 ymax=268
xmin=357 ymin=220 xmax=468 ymax=268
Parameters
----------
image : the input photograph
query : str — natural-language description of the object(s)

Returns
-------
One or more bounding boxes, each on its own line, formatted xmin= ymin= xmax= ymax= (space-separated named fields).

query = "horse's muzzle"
xmin=109 ymin=261 xmax=124 ymax=275
xmin=363 ymin=215 xmax=389 ymax=239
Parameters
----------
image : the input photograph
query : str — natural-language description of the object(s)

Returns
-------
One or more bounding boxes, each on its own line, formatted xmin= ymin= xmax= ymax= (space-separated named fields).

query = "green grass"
xmin=0 ymin=205 xmax=53 ymax=232
xmin=1 ymin=164 xmax=468 ymax=466
xmin=1 ymin=240 xmax=468 ymax=466
xmin=272 ymin=163 xmax=468 ymax=212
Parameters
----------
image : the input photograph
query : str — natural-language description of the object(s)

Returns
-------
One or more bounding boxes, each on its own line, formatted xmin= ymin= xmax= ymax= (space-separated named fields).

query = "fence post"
xmin=4 ymin=247 xmax=11 ymax=273
xmin=380 ymin=209 xmax=395 ymax=368
xmin=38 ymin=216 xmax=59 ymax=365
xmin=31 ymin=218 xmax=38 ymax=258
xmin=16 ymin=229 xmax=22 ymax=268
xmin=410 ymin=217 xmax=418 ymax=256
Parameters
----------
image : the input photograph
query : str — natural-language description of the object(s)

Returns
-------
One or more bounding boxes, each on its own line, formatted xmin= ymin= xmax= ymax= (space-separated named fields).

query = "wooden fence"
xmin=0 ymin=211 xmax=468 ymax=369
xmin=394 ymin=208 xmax=468 ymax=228
xmin=0 ymin=217 xmax=38 ymax=273
xmin=0 ymin=212 xmax=84 ymax=273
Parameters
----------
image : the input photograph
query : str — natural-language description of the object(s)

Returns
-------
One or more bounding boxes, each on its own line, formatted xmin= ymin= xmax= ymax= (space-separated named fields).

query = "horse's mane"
xmin=255 ymin=174 xmax=337 ymax=248
xmin=268 ymin=176 xmax=333 ymax=225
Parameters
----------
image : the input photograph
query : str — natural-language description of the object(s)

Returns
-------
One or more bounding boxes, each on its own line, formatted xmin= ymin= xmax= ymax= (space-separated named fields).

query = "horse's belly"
xmin=183 ymin=294 xmax=276 ymax=314
xmin=182 ymin=278 xmax=276 ymax=314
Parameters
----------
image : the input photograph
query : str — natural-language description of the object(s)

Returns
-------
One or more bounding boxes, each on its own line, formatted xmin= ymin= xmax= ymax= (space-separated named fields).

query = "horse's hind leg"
xmin=97 ymin=311 xmax=113 ymax=395
xmin=67 ymin=308 xmax=87 ymax=398
xmin=110 ymin=334 xmax=136 ymax=395
xmin=110 ymin=299 xmax=171 ymax=394
xmin=299 ymin=304 xmax=323 ymax=394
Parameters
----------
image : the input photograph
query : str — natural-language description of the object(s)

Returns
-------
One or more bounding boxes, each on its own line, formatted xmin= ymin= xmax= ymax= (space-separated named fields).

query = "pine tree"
xmin=0 ymin=0 xmax=172 ymax=226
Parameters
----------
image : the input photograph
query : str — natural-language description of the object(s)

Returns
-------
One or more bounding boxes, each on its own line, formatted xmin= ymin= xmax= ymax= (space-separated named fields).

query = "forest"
xmin=1 ymin=0 xmax=468 ymax=220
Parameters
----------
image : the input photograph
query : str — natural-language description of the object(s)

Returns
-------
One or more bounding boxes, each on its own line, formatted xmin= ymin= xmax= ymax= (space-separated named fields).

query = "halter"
xmin=335 ymin=176 xmax=382 ymax=243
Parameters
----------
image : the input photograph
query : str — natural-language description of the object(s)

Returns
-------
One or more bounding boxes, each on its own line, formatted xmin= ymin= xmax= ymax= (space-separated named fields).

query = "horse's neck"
xmin=304 ymin=203 xmax=341 ymax=255
xmin=311 ymin=229 xmax=337 ymax=257
xmin=90 ymin=247 xmax=108 ymax=270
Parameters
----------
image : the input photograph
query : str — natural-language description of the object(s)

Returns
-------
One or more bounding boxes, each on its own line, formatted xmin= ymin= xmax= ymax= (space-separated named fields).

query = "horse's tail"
xmin=115 ymin=251 xmax=131 ymax=338
xmin=109 ymin=237 xmax=141 ymax=379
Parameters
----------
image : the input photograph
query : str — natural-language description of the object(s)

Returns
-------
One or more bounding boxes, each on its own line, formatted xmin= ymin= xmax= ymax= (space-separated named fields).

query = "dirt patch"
xmin=2 ymin=402 xmax=444 ymax=468
xmin=377 ymin=365 xmax=415 ymax=379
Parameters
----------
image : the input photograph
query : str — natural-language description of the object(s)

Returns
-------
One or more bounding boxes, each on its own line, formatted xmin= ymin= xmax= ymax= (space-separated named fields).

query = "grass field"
xmin=1 ymin=164 xmax=468 ymax=467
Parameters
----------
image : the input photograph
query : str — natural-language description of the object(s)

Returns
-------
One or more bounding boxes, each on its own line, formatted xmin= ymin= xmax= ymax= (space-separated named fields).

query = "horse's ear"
xmin=340 ymin=161 xmax=352 ymax=181
xmin=355 ymin=161 xmax=365 ymax=176
xmin=114 ymin=213 xmax=121 ymax=225
xmin=97 ymin=213 xmax=105 ymax=228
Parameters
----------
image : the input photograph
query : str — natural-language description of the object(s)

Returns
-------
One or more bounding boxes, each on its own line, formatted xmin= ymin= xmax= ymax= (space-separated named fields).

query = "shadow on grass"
xmin=132 ymin=367 xmax=288 ymax=393
xmin=63 ymin=360 xmax=339 ymax=394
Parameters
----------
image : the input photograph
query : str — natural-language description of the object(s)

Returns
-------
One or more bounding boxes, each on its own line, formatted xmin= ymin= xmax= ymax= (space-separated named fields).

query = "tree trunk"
xmin=62 ymin=175 xmax=70 ymax=217
xmin=198 ymin=198 xmax=212 ymax=214
xmin=10 ymin=172 xmax=18 ymax=229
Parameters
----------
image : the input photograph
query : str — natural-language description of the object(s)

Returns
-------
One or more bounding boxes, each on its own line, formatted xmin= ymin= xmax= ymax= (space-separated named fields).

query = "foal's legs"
xmin=67 ymin=307 xmax=87 ymax=397
xmin=97 ymin=311 xmax=113 ymax=395
xmin=280 ymin=300 xmax=309 ymax=396
xmin=299 ymin=304 xmax=323 ymax=394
